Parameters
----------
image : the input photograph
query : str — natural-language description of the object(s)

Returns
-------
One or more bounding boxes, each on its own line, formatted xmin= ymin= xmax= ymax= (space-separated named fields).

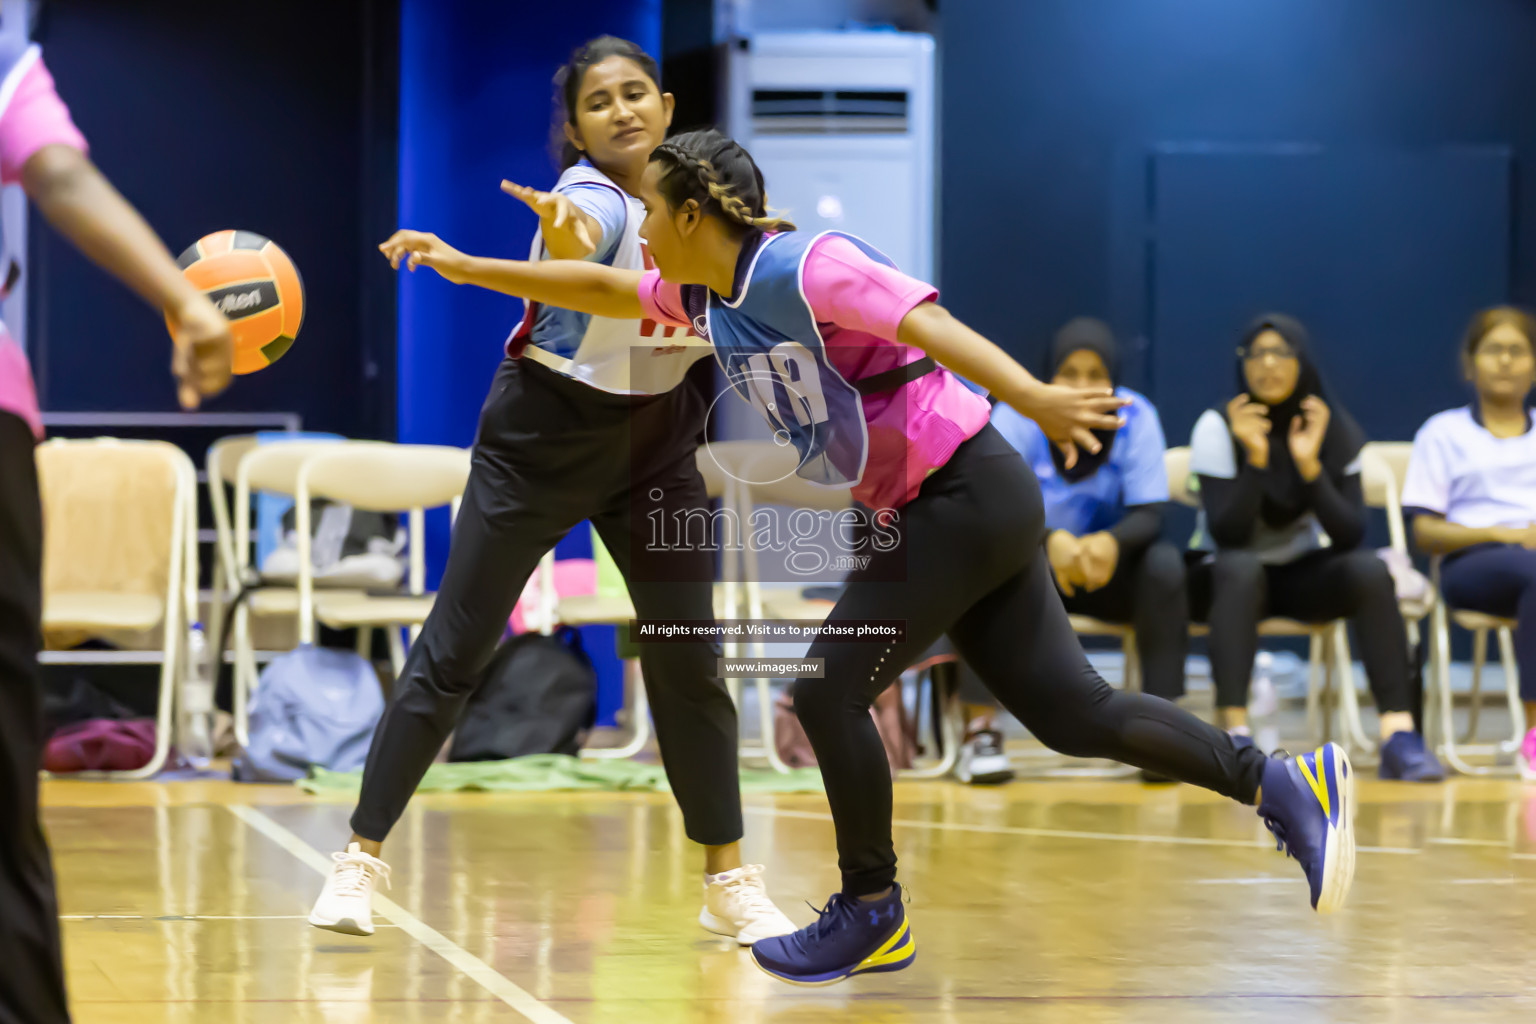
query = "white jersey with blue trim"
xmin=505 ymin=162 xmax=708 ymax=395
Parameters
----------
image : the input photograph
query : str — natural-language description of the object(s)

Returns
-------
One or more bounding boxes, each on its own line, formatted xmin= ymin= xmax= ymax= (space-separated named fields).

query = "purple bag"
xmin=44 ymin=719 xmax=157 ymax=773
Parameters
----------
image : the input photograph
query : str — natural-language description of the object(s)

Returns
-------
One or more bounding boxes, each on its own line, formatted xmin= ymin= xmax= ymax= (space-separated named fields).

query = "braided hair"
xmin=649 ymin=129 xmax=796 ymax=235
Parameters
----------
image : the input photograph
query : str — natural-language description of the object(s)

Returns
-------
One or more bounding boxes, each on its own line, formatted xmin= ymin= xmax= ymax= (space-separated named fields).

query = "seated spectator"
xmin=1186 ymin=313 xmax=1442 ymax=781
xmin=1403 ymin=306 xmax=1536 ymax=779
xmin=993 ymin=316 xmax=1188 ymax=708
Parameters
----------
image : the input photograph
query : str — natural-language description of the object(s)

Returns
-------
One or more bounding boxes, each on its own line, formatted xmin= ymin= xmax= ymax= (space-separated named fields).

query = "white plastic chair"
xmin=229 ymin=440 xmax=367 ymax=748
xmin=1370 ymin=440 xmax=1523 ymax=775
xmin=294 ymin=443 xmax=471 ymax=667
xmin=37 ymin=438 xmax=197 ymax=778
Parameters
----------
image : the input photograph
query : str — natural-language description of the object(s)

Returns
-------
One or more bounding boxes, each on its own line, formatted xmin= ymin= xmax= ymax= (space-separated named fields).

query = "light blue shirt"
xmin=992 ymin=388 xmax=1170 ymax=535
xmin=529 ymin=162 xmax=629 ymax=357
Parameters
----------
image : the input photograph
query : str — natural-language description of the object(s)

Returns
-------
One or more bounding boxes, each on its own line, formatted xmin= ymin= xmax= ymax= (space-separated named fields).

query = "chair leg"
xmin=584 ymin=659 xmax=652 ymax=760
xmin=355 ymin=626 xmax=373 ymax=659
xmin=901 ymin=668 xmax=966 ymax=779
xmin=232 ymin=602 xmax=263 ymax=752
xmin=116 ymin=621 xmax=182 ymax=780
xmin=1331 ymin=623 xmax=1373 ymax=756
xmin=1499 ymin=626 xmax=1526 ymax=748
xmin=739 ymin=632 xmax=792 ymax=774
xmin=1434 ymin=600 xmax=1491 ymax=775
xmin=1464 ymin=630 xmax=1488 ymax=743
xmin=1305 ymin=632 xmax=1325 ymax=743
xmin=1422 ymin=608 xmax=1444 ymax=751
xmin=758 ymin=672 xmax=792 ymax=774
xmin=1123 ymin=633 xmax=1141 ymax=693
xmin=386 ymin=626 xmax=407 ymax=677
xmin=934 ymin=678 xmax=965 ymax=777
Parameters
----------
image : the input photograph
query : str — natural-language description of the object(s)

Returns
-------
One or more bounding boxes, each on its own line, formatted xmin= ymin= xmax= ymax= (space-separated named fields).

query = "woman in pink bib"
xmin=381 ymin=127 xmax=1361 ymax=987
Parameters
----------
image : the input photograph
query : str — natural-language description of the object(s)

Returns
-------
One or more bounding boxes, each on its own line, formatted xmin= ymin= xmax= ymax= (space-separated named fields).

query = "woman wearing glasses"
xmin=1186 ymin=314 xmax=1442 ymax=781
xmin=1403 ymin=307 xmax=1536 ymax=779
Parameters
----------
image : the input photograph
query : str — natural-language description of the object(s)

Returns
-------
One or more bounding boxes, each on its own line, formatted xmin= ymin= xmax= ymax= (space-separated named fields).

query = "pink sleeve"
xmin=637 ymin=268 xmax=691 ymax=328
xmin=0 ymin=55 xmax=88 ymax=186
xmin=801 ymin=236 xmax=938 ymax=342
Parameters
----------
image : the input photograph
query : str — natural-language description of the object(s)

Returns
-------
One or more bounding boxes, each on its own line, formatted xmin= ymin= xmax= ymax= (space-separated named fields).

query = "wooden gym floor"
xmin=45 ymin=774 xmax=1536 ymax=1024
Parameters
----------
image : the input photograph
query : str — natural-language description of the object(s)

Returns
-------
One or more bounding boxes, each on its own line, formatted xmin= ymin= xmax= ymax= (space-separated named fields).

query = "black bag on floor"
xmin=448 ymin=627 xmax=598 ymax=761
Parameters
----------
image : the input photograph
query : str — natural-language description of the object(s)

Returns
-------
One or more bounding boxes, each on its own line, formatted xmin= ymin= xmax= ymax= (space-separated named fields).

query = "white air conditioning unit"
xmin=724 ymin=31 xmax=936 ymax=282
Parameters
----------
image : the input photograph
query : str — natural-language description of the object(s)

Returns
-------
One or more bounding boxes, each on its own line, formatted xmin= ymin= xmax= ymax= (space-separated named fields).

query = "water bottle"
xmin=1251 ymin=650 xmax=1279 ymax=718
xmin=180 ymin=623 xmax=214 ymax=769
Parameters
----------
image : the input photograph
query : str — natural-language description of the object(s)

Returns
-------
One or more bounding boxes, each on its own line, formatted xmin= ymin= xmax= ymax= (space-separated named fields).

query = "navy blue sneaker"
xmin=1377 ymin=730 xmax=1445 ymax=782
xmin=750 ymin=884 xmax=914 ymax=986
xmin=1257 ymin=742 xmax=1356 ymax=914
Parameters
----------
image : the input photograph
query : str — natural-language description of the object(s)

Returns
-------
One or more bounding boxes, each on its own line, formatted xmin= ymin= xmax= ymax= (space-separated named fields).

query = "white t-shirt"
xmin=1402 ymin=406 xmax=1536 ymax=528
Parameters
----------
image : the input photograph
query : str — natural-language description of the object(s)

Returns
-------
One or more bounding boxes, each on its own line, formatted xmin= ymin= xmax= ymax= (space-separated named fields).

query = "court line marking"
xmin=745 ymin=806 xmax=1422 ymax=855
xmin=227 ymin=804 xmax=573 ymax=1024
xmin=1427 ymin=837 xmax=1512 ymax=848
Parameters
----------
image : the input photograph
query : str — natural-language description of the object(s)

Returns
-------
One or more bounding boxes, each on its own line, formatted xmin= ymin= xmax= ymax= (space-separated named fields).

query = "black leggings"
xmin=1188 ymin=548 xmax=1412 ymax=713
xmin=791 ymin=426 xmax=1268 ymax=897
xmin=1059 ymin=540 xmax=1189 ymax=700
xmin=0 ymin=414 xmax=71 ymax=1024
xmin=351 ymin=357 xmax=743 ymax=846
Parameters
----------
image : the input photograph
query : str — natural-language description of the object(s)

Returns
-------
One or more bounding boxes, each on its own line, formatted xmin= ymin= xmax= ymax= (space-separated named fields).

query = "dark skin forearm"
xmin=23 ymin=144 xmax=201 ymax=313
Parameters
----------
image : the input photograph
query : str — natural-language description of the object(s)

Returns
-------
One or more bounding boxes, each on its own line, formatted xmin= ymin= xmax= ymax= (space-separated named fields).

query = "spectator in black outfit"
xmin=1185 ymin=313 xmax=1442 ymax=781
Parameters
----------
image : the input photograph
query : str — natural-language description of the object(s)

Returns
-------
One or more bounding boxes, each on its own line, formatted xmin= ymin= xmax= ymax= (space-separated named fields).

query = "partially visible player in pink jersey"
xmin=379 ymin=128 xmax=1361 ymax=987
xmin=0 ymin=38 xmax=232 ymax=1024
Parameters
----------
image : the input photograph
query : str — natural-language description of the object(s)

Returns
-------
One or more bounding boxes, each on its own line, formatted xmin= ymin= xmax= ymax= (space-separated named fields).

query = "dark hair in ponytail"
xmin=551 ymin=36 xmax=661 ymax=170
xmin=649 ymin=129 xmax=796 ymax=235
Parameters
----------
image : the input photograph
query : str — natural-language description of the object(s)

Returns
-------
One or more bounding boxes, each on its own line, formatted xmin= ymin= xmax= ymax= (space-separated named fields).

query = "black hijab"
xmin=1225 ymin=313 xmax=1367 ymax=527
xmin=1047 ymin=317 xmax=1121 ymax=482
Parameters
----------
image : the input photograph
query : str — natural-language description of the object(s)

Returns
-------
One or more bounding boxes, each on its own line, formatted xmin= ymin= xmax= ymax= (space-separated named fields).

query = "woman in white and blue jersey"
xmin=309 ymin=38 xmax=795 ymax=947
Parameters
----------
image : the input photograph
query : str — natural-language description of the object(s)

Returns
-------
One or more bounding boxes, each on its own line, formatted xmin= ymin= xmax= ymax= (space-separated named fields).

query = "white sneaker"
xmin=956 ymin=730 xmax=1015 ymax=785
xmin=309 ymin=843 xmax=391 ymax=936
xmin=699 ymin=864 xmax=796 ymax=945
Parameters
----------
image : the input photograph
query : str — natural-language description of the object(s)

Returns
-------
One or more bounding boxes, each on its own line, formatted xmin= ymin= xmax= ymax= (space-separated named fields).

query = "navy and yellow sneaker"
xmin=1377 ymin=730 xmax=1445 ymax=782
xmin=1257 ymin=742 xmax=1356 ymax=914
xmin=750 ymin=884 xmax=914 ymax=986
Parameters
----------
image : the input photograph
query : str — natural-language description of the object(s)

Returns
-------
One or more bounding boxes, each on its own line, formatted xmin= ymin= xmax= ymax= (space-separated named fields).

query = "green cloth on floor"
xmin=298 ymin=754 xmax=824 ymax=795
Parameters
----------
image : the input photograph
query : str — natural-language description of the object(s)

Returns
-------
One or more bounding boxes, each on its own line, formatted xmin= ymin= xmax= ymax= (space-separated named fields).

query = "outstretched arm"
xmin=380 ymin=229 xmax=643 ymax=320
xmin=896 ymin=301 xmax=1125 ymax=465
xmin=23 ymin=144 xmax=232 ymax=408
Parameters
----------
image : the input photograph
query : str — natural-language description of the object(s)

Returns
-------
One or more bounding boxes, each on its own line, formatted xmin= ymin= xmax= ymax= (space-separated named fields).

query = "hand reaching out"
xmin=1012 ymin=383 xmax=1127 ymax=470
xmin=502 ymin=180 xmax=596 ymax=256
xmin=379 ymin=230 xmax=470 ymax=284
